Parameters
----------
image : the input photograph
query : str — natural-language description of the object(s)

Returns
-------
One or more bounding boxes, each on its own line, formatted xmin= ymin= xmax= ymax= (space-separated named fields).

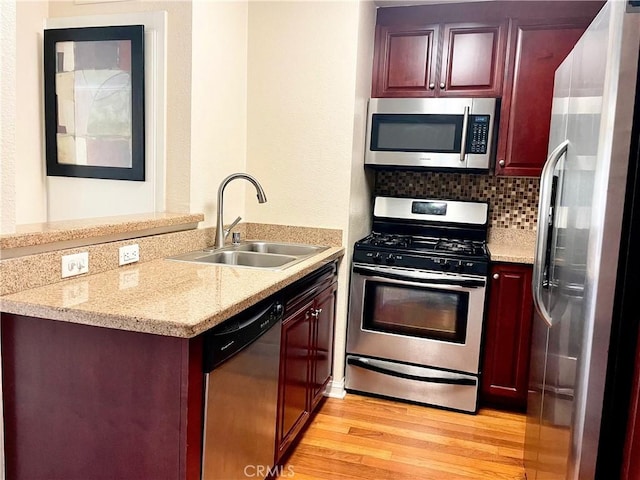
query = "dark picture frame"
xmin=44 ymin=25 xmax=145 ymax=181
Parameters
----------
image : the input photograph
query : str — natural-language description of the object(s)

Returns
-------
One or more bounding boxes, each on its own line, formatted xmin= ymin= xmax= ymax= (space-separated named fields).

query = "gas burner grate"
xmin=365 ymin=233 xmax=413 ymax=248
xmin=434 ymin=239 xmax=485 ymax=256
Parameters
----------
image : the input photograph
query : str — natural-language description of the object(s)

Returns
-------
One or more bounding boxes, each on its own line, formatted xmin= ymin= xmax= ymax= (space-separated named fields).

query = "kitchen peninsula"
xmin=0 ymin=214 xmax=343 ymax=480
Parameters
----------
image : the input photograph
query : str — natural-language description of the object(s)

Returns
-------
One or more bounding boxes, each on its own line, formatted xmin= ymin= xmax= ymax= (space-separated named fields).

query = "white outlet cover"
xmin=61 ymin=252 xmax=89 ymax=278
xmin=119 ymin=244 xmax=140 ymax=266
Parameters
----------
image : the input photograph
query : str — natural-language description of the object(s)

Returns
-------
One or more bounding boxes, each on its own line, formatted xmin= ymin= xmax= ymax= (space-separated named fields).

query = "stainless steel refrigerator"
xmin=525 ymin=1 xmax=640 ymax=479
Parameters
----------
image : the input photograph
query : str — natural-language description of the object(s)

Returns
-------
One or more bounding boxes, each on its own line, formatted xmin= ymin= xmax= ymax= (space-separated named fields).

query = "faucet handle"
xmin=224 ymin=216 xmax=242 ymax=237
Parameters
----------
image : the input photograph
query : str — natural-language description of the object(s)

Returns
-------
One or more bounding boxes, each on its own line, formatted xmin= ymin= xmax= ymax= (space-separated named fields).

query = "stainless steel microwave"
xmin=365 ymin=97 xmax=498 ymax=171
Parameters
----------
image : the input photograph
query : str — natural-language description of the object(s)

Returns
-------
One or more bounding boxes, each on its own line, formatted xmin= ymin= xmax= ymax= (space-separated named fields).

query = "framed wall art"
xmin=44 ymin=25 xmax=145 ymax=181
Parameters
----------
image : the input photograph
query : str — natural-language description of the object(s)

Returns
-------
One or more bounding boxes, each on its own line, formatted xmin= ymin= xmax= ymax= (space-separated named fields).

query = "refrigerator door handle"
xmin=533 ymin=140 xmax=569 ymax=327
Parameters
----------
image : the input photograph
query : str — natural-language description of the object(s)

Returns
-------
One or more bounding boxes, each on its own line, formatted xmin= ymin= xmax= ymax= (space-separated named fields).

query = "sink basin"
xmin=234 ymin=241 xmax=326 ymax=256
xmin=194 ymin=251 xmax=297 ymax=268
xmin=168 ymin=241 xmax=329 ymax=270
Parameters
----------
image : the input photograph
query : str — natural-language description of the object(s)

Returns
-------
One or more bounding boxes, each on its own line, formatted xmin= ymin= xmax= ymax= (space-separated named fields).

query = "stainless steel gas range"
xmin=346 ymin=197 xmax=490 ymax=413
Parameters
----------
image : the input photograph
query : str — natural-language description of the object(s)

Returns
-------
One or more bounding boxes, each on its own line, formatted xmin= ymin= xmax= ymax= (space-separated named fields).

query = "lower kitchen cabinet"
xmin=276 ymin=262 xmax=338 ymax=463
xmin=481 ymin=263 xmax=533 ymax=411
xmin=0 ymin=313 xmax=204 ymax=480
xmin=310 ymin=283 xmax=337 ymax=410
xmin=277 ymin=297 xmax=314 ymax=460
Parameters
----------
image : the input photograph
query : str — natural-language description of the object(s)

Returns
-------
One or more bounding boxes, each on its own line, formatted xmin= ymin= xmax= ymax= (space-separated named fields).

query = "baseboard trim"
xmin=325 ymin=378 xmax=346 ymax=399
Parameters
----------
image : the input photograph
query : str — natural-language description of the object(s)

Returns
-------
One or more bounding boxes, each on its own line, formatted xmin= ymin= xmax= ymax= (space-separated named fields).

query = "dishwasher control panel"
xmin=203 ymin=299 xmax=284 ymax=372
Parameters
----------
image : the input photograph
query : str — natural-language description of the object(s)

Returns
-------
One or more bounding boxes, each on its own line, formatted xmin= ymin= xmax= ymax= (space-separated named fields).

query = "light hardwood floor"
xmin=281 ymin=394 xmax=526 ymax=480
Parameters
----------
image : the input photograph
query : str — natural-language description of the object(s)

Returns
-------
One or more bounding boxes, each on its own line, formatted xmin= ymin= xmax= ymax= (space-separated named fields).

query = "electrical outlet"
xmin=119 ymin=244 xmax=140 ymax=266
xmin=61 ymin=252 xmax=89 ymax=278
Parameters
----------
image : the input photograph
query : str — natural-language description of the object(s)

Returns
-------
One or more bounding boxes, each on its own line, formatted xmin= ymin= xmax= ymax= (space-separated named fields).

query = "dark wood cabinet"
xmin=310 ymin=281 xmax=337 ymax=410
xmin=276 ymin=298 xmax=314 ymax=460
xmin=495 ymin=18 xmax=592 ymax=176
xmin=439 ymin=22 xmax=506 ymax=97
xmin=372 ymin=21 xmax=505 ymax=98
xmin=372 ymin=24 xmax=439 ymax=97
xmin=275 ymin=262 xmax=337 ymax=463
xmin=1 ymin=313 xmax=204 ymax=480
xmin=481 ymin=263 xmax=534 ymax=411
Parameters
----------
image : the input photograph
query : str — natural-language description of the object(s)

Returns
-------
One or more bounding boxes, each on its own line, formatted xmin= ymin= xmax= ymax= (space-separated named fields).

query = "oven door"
xmin=347 ymin=263 xmax=487 ymax=374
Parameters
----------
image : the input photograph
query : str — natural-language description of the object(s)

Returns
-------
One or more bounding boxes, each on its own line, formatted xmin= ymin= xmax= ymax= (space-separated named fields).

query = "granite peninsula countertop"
xmin=1 ymin=212 xmax=204 ymax=250
xmin=487 ymin=228 xmax=537 ymax=264
xmin=0 ymin=246 xmax=344 ymax=338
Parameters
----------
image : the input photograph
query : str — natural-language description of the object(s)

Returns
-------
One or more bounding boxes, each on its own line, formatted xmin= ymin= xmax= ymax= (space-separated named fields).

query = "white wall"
xmin=246 ymin=1 xmax=361 ymax=229
xmin=246 ymin=0 xmax=376 ymax=385
xmin=15 ymin=1 xmax=47 ymax=226
xmin=1 ymin=0 xmax=17 ymax=235
xmin=190 ymin=1 xmax=248 ymax=228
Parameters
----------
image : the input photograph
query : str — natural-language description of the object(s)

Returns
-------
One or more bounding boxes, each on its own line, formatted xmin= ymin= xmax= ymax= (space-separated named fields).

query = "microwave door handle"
xmin=532 ymin=140 xmax=569 ymax=328
xmin=459 ymin=106 xmax=470 ymax=163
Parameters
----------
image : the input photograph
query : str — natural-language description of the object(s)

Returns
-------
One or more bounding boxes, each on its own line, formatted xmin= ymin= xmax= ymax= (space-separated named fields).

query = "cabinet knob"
xmin=439 ymin=82 xmax=446 ymax=89
xmin=429 ymin=83 xmax=435 ymax=90
xmin=493 ymin=273 xmax=500 ymax=280
xmin=498 ymin=160 xmax=505 ymax=168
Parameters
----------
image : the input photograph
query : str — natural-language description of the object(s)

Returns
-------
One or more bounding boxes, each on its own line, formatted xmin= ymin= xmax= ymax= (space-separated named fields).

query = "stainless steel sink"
xmin=168 ymin=241 xmax=328 ymax=270
xmin=233 ymin=241 xmax=325 ymax=256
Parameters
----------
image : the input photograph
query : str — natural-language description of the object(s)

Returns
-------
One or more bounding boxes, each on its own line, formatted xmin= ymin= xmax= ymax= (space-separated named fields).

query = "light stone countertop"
xmin=487 ymin=228 xmax=537 ymax=264
xmin=0 ymin=247 xmax=344 ymax=338
xmin=1 ymin=212 xmax=204 ymax=252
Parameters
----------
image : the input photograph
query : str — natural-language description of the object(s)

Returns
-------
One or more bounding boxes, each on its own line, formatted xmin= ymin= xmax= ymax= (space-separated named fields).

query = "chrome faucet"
xmin=214 ymin=173 xmax=267 ymax=249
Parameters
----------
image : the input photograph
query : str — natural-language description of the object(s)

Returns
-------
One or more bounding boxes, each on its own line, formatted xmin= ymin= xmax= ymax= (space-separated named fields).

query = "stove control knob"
xmin=372 ymin=252 xmax=382 ymax=264
xmin=385 ymin=254 xmax=396 ymax=265
xmin=440 ymin=260 xmax=451 ymax=271
xmin=456 ymin=261 xmax=464 ymax=273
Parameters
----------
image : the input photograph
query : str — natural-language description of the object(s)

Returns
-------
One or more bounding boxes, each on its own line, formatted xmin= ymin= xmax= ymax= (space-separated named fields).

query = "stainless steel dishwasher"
xmin=201 ymin=298 xmax=284 ymax=480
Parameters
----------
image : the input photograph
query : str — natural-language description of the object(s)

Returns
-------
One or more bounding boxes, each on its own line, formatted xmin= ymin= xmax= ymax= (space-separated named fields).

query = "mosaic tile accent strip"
xmin=375 ymin=171 xmax=540 ymax=230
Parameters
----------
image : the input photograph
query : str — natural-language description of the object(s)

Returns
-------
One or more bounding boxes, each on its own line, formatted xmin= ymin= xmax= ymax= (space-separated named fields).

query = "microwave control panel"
xmin=468 ymin=115 xmax=490 ymax=154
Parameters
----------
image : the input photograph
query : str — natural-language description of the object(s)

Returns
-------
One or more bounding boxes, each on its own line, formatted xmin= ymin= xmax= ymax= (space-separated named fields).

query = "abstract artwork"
xmin=44 ymin=25 xmax=145 ymax=181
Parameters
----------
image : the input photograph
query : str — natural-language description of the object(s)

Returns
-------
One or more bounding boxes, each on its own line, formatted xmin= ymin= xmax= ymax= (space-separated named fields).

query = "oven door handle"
xmin=347 ymin=357 xmax=476 ymax=386
xmin=352 ymin=265 xmax=485 ymax=288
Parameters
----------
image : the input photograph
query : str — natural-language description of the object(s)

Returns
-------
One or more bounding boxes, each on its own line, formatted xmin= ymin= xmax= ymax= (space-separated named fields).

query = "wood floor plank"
xmin=281 ymin=393 xmax=526 ymax=480
xmin=320 ymin=399 xmax=525 ymax=438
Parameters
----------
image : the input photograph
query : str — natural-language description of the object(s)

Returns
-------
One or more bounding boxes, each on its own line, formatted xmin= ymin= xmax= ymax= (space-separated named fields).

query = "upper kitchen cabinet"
xmin=495 ymin=17 xmax=593 ymax=176
xmin=372 ymin=25 xmax=439 ymax=97
xmin=372 ymin=21 xmax=506 ymax=98
xmin=439 ymin=22 xmax=506 ymax=97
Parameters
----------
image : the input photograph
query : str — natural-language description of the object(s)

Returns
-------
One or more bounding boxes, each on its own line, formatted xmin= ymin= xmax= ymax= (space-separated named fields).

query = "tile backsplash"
xmin=375 ymin=171 xmax=540 ymax=230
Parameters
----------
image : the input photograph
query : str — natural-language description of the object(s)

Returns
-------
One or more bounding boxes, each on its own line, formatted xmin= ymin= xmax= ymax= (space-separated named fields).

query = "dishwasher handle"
xmin=203 ymin=299 xmax=284 ymax=373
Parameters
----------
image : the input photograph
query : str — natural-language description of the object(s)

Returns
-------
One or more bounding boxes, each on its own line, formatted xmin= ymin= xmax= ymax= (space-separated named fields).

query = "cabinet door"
xmin=481 ymin=264 xmax=533 ymax=410
xmin=310 ymin=282 xmax=337 ymax=410
xmin=439 ymin=22 xmax=506 ymax=97
xmin=372 ymin=24 xmax=439 ymax=97
xmin=276 ymin=300 xmax=313 ymax=461
xmin=496 ymin=19 xmax=589 ymax=176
